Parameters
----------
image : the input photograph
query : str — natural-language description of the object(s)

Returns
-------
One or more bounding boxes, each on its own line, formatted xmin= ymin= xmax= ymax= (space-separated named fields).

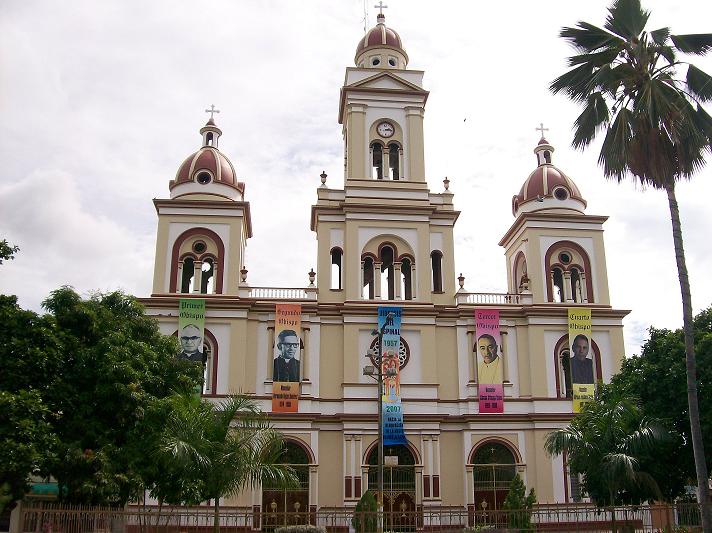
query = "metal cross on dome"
xmin=205 ymin=104 xmax=220 ymax=120
xmin=536 ymin=122 xmax=549 ymax=138
xmin=374 ymin=1 xmax=388 ymax=15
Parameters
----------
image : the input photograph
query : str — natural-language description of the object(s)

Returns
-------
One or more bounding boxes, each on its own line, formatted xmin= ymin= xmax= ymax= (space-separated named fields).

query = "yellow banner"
xmin=568 ymin=308 xmax=594 ymax=413
xmin=572 ymin=383 xmax=595 ymax=413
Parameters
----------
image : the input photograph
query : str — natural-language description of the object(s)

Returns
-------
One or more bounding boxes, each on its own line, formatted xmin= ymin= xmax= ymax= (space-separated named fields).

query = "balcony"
xmin=455 ymin=291 xmax=532 ymax=306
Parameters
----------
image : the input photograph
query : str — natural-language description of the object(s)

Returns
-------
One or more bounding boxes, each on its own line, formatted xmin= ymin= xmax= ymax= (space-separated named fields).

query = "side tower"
xmin=499 ymin=136 xmax=611 ymax=306
xmin=312 ymin=13 xmax=459 ymax=306
xmin=151 ymin=118 xmax=252 ymax=296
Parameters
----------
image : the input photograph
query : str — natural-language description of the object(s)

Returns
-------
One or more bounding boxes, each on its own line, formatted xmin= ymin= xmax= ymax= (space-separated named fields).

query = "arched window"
xmin=545 ymin=242 xmax=593 ymax=303
xmin=371 ymin=142 xmax=384 ymax=179
xmin=401 ymin=257 xmax=413 ymax=300
xmin=262 ymin=440 xmax=311 ymax=526
xmin=513 ymin=252 xmax=528 ymax=293
xmin=554 ymin=334 xmax=602 ymax=398
xmin=570 ymin=267 xmax=583 ymax=303
xmin=388 ymin=143 xmax=400 ymax=180
xmin=331 ymin=248 xmax=343 ymax=290
xmin=170 ymin=228 xmax=225 ymax=294
xmin=200 ymin=258 xmax=214 ymax=294
xmin=362 ymin=256 xmax=375 ymax=299
xmin=206 ymin=132 xmax=214 ymax=146
xmin=470 ymin=441 xmax=518 ymax=511
xmin=175 ymin=329 xmax=218 ymax=396
xmin=552 ymin=267 xmax=564 ymax=303
xmin=181 ymin=257 xmax=195 ymax=293
xmin=431 ymin=251 xmax=443 ymax=293
xmin=380 ymin=245 xmax=395 ymax=300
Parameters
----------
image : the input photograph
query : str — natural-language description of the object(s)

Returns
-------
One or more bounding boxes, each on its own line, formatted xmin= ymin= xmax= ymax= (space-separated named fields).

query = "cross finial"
xmin=374 ymin=1 xmax=388 ymax=16
xmin=536 ymin=122 xmax=549 ymax=138
xmin=205 ymin=104 xmax=220 ymax=120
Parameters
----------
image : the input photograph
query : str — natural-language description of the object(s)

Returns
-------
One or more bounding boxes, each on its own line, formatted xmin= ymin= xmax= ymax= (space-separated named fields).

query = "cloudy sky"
xmin=1 ymin=0 xmax=711 ymax=356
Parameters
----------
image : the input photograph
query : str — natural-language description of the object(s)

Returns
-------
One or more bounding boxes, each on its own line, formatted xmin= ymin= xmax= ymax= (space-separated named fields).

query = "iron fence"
xmin=18 ymin=502 xmax=704 ymax=533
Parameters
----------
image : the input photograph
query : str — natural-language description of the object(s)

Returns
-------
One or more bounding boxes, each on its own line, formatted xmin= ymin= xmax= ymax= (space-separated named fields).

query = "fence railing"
xmin=18 ymin=502 xmax=703 ymax=533
xmin=245 ymin=287 xmax=315 ymax=300
xmin=456 ymin=292 xmax=526 ymax=305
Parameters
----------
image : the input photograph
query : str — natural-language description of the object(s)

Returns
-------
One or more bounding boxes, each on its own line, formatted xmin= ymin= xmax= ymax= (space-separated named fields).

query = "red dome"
xmin=512 ymin=165 xmax=586 ymax=215
xmin=171 ymin=146 xmax=240 ymax=191
xmin=355 ymin=14 xmax=407 ymax=62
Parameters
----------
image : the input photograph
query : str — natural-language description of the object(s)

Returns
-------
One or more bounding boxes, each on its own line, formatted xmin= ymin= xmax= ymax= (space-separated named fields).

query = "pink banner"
xmin=475 ymin=309 xmax=503 ymax=413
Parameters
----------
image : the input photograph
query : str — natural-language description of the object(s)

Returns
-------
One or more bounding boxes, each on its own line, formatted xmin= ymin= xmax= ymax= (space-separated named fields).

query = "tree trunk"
xmin=666 ymin=184 xmax=712 ymax=533
xmin=213 ymin=498 xmax=220 ymax=533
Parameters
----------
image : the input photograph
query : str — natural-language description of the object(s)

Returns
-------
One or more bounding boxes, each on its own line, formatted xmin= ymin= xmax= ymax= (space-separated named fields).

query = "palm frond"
xmin=692 ymin=104 xmax=712 ymax=139
xmin=561 ymin=22 xmax=624 ymax=53
xmin=550 ymin=63 xmax=597 ymax=102
xmin=599 ymin=107 xmax=633 ymax=180
xmin=686 ymin=65 xmax=712 ymax=102
xmin=650 ymin=27 xmax=670 ymax=46
xmin=604 ymin=0 xmax=650 ymax=40
xmin=567 ymin=47 xmax=621 ymax=68
xmin=671 ymin=33 xmax=712 ymax=55
xmin=656 ymin=45 xmax=676 ymax=65
xmin=573 ymin=93 xmax=610 ymax=148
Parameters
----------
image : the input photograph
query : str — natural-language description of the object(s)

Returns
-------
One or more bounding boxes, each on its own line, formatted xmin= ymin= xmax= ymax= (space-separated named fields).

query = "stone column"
xmin=374 ymin=262 xmax=382 ymax=299
xmin=192 ymin=260 xmax=202 ymax=293
xmin=394 ymin=262 xmax=402 ymax=300
xmin=563 ymin=271 xmax=573 ymax=302
xmin=580 ymin=272 xmax=589 ymax=303
xmin=212 ymin=263 xmax=219 ymax=294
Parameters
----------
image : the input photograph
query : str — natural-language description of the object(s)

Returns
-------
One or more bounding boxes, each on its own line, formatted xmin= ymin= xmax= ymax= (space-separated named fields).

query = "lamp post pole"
xmin=364 ymin=312 xmax=394 ymax=533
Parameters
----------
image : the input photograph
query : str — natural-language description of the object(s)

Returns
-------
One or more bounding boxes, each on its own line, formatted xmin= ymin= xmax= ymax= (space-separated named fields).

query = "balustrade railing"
xmin=457 ymin=292 xmax=524 ymax=305
xmin=246 ymin=287 xmax=315 ymax=300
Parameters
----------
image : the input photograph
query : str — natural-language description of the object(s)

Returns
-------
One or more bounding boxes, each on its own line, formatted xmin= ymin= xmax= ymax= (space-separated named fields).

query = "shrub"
xmin=502 ymin=473 xmax=537 ymax=531
xmin=352 ymin=490 xmax=378 ymax=533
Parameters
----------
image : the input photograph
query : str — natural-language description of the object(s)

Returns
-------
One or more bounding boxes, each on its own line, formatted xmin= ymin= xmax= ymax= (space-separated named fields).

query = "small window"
xmin=362 ymin=257 xmax=375 ymax=299
xmin=371 ymin=57 xmax=380 ymax=66
xmin=558 ymin=252 xmax=572 ymax=265
xmin=331 ymin=248 xmax=342 ymax=290
xmin=193 ymin=241 xmax=207 ymax=254
xmin=181 ymin=257 xmax=195 ymax=293
xmin=431 ymin=251 xmax=443 ymax=293
xmin=196 ymin=172 xmax=212 ymax=185
xmin=553 ymin=187 xmax=569 ymax=201
xmin=388 ymin=57 xmax=396 ymax=67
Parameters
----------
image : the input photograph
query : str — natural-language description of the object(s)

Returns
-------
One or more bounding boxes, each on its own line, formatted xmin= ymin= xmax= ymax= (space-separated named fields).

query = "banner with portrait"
xmin=379 ymin=306 xmax=407 ymax=445
xmin=475 ymin=308 xmax=503 ymax=413
xmin=568 ymin=307 xmax=594 ymax=412
xmin=272 ymin=303 xmax=302 ymax=413
xmin=178 ymin=298 xmax=206 ymax=364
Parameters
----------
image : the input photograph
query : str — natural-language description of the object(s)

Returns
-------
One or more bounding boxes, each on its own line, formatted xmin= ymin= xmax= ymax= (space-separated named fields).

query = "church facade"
xmin=143 ymin=13 xmax=628 ymax=517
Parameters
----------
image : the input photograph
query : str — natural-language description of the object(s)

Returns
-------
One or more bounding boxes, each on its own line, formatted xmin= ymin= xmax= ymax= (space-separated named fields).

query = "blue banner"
xmin=379 ymin=306 xmax=407 ymax=445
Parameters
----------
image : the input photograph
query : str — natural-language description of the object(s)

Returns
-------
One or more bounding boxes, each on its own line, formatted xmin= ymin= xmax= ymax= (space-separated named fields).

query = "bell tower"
xmin=151 ymin=111 xmax=252 ymax=297
xmin=499 ymin=132 xmax=612 ymax=306
xmin=312 ymin=12 xmax=458 ymax=306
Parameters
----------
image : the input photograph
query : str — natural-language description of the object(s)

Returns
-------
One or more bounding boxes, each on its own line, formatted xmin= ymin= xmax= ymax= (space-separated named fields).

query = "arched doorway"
xmin=262 ymin=440 xmax=310 ymax=530
xmin=366 ymin=444 xmax=416 ymax=531
xmin=471 ymin=441 xmax=517 ymax=513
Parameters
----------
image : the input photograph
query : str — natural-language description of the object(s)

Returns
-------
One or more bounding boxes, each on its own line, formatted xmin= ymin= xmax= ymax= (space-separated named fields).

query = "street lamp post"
xmin=363 ymin=312 xmax=395 ymax=533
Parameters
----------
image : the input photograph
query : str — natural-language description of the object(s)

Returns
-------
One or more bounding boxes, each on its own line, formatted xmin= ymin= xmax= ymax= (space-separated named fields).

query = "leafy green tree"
xmin=1 ymin=287 xmax=202 ymax=506
xmin=351 ymin=490 xmax=378 ymax=533
xmin=550 ymin=2 xmax=712 ymax=528
xmin=603 ymin=306 xmax=712 ymax=500
xmin=545 ymin=399 xmax=668 ymax=531
xmin=502 ymin=473 xmax=536 ymax=531
xmin=159 ymin=393 xmax=297 ymax=533
xmin=0 ymin=390 xmax=56 ymax=513
xmin=0 ymin=239 xmax=19 ymax=264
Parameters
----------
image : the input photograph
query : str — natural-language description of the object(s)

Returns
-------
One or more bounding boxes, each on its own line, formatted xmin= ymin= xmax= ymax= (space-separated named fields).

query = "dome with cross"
xmin=355 ymin=7 xmax=408 ymax=69
xmin=170 ymin=108 xmax=244 ymax=201
xmin=511 ymin=129 xmax=586 ymax=217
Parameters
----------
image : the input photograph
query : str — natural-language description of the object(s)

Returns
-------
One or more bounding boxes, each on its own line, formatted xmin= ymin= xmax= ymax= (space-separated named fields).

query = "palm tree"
xmin=545 ymin=399 xmax=668 ymax=532
xmin=160 ymin=393 xmax=298 ymax=533
xmin=550 ymin=1 xmax=712 ymax=529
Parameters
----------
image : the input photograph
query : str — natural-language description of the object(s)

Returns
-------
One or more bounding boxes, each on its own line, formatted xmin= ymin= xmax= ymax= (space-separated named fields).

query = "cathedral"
xmin=143 ymin=11 xmax=628 ymax=520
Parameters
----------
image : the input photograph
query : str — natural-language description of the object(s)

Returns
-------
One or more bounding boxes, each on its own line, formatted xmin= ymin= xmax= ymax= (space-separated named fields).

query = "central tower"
xmin=312 ymin=13 xmax=458 ymax=306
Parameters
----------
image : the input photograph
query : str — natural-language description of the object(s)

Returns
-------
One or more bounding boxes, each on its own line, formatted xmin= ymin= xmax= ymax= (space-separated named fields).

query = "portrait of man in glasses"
xmin=178 ymin=323 xmax=205 ymax=363
xmin=273 ymin=329 xmax=301 ymax=382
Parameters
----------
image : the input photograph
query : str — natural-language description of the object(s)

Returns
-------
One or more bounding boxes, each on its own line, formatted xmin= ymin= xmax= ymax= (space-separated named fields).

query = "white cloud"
xmin=1 ymin=0 xmax=711 ymax=355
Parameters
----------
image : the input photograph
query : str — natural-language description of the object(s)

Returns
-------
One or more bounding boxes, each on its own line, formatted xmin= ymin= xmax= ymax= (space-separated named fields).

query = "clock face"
xmin=377 ymin=121 xmax=395 ymax=138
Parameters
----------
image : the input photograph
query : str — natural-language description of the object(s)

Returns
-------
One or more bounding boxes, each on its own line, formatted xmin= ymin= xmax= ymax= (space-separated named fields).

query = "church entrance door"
xmin=367 ymin=445 xmax=417 ymax=532
xmin=471 ymin=442 xmax=517 ymax=527
xmin=262 ymin=442 xmax=310 ymax=531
